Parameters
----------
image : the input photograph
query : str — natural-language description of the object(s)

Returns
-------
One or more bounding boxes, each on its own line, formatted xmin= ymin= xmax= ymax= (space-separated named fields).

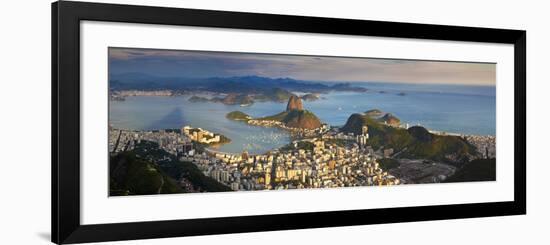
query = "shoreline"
xmin=109 ymin=124 xmax=495 ymax=158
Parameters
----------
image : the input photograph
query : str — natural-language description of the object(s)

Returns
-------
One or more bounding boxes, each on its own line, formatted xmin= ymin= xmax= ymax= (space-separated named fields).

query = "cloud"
xmin=109 ymin=47 xmax=495 ymax=85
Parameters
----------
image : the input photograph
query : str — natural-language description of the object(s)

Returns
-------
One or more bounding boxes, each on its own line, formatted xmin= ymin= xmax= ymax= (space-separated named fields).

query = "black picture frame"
xmin=52 ymin=1 xmax=526 ymax=244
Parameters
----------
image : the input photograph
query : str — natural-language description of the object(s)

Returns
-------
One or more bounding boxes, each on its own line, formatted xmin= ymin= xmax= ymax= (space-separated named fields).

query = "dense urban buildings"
xmin=109 ymin=120 xmax=403 ymax=192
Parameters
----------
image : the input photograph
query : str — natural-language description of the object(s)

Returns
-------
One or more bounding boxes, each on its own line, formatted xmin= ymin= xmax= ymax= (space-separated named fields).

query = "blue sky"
xmin=109 ymin=47 xmax=496 ymax=86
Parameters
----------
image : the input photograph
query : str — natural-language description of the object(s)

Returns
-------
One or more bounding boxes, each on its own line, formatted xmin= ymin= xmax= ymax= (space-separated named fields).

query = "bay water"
xmin=109 ymin=82 xmax=495 ymax=154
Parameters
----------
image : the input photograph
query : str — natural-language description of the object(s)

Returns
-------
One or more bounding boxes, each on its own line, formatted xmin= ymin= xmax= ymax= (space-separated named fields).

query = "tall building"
xmin=362 ymin=125 xmax=369 ymax=136
xmin=356 ymin=125 xmax=369 ymax=147
xmin=196 ymin=131 xmax=204 ymax=141
xmin=182 ymin=126 xmax=191 ymax=135
xmin=241 ymin=151 xmax=249 ymax=161
xmin=264 ymin=172 xmax=271 ymax=186
xmin=314 ymin=140 xmax=325 ymax=152
xmin=328 ymin=160 xmax=336 ymax=170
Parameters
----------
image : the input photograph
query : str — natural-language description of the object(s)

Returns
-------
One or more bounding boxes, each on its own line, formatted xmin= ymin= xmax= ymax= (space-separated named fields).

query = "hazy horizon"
xmin=109 ymin=47 xmax=496 ymax=86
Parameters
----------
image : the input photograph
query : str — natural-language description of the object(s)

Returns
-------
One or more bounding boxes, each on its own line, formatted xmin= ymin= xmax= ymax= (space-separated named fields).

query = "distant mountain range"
xmin=189 ymin=87 xmax=296 ymax=105
xmin=109 ymin=73 xmax=368 ymax=93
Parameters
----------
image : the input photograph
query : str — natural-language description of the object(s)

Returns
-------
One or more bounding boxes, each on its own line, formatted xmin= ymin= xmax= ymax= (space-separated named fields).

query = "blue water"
xmin=109 ymin=83 xmax=495 ymax=154
xmin=310 ymin=82 xmax=496 ymax=136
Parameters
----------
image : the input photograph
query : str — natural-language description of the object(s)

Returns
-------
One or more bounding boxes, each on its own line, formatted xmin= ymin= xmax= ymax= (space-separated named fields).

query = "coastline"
xmin=109 ymin=124 xmax=495 ymax=159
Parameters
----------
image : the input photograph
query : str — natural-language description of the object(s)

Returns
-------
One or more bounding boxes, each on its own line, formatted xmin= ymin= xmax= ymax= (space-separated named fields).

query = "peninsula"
xmin=227 ymin=95 xmax=324 ymax=131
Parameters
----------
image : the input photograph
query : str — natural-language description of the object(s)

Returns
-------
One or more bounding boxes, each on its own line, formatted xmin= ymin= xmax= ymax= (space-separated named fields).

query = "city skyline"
xmin=109 ymin=47 xmax=496 ymax=86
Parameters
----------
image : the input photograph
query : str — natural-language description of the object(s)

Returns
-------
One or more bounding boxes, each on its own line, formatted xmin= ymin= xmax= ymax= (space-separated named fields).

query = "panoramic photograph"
xmin=108 ymin=47 xmax=496 ymax=196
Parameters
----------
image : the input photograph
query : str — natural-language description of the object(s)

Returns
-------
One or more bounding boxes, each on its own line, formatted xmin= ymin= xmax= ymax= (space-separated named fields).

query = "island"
xmin=211 ymin=93 xmax=254 ymax=106
xmin=186 ymin=88 xmax=296 ymax=106
xmin=301 ymin=93 xmax=320 ymax=101
xmin=253 ymin=87 xmax=295 ymax=102
xmin=226 ymin=111 xmax=252 ymax=121
xmin=188 ymin=95 xmax=210 ymax=103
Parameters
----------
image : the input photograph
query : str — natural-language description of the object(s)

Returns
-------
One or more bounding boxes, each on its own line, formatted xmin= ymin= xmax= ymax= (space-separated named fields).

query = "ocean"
xmin=109 ymin=82 xmax=496 ymax=154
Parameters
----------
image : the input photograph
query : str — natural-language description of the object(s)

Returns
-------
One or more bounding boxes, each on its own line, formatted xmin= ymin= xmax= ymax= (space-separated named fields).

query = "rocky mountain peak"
xmin=286 ymin=95 xmax=304 ymax=111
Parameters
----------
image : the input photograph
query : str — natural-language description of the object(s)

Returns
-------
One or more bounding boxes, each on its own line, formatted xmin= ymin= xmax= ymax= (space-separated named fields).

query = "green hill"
xmin=257 ymin=95 xmax=322 ymax=129
xmin=188 ymin=96 xmax=210 ymax=103
xmin=258 ymin=109 xmax=322 ymax=129
xmin=159 ymin=159 xmax=233 ymax=193
xmin=282 ymin=109 xmax=322 ymax=129
xmin=211 ymin=93 xmax=254 ymax=105
xmin=341 ymin=113 xmax=478 ymax=164
xmin=254 ymin=88 xmax=295 ymax=102
xmin=258 ymin=111 xmax=289 ymax=121
xmin=109 ymin=152 xmax=182 ymax=196
xmin=110 ymin=141 xmax=231 ymax=196
xmin=378 ymin=113 xmax=401 ymax=126
xmin=226 ymin=111 xmax=252 ymax=121
xmin=364 ymin=109 xmax=401 ymax=126
xmin=407 ymin=126 xmax=432 ymax=142
xmin=365 ymin=109 xmax=383 ymax=117
xmin=444 ymin=158 xmax=496 ymax=182
xmin=133 ymin=141 xmax=232 ymax=193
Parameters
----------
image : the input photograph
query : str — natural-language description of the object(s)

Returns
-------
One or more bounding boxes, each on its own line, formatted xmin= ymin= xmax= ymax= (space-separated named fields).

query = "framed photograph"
xmin=52 ymin=1 xmax=526 ymax=244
